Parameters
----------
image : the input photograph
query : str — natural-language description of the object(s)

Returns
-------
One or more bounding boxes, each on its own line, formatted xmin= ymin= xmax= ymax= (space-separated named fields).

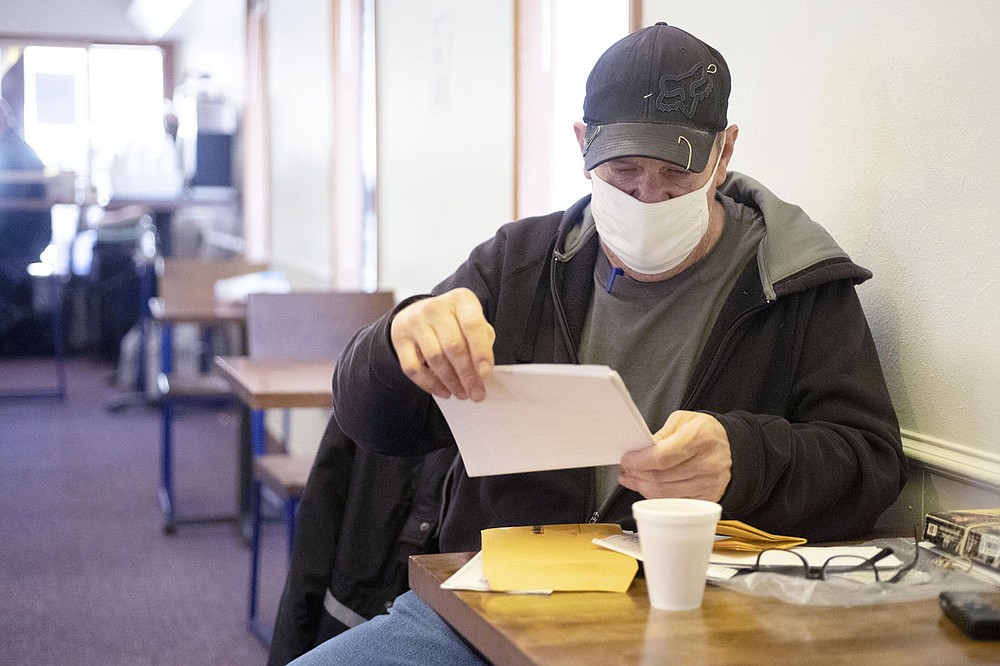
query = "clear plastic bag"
xmin=710 ymin=538 xmax=997 ymax=606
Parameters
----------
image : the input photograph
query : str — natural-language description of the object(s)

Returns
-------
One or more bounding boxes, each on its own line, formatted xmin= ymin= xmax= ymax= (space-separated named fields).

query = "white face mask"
xmin=590 ymin=149 xmax=723 ymax=276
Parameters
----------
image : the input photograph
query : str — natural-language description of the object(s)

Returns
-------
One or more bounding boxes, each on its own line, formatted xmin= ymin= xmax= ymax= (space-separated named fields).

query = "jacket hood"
xmin=552 ymin=172 xmax=871 ymax=301
xmin=720 ymin=171 xmax=871 ymax=300
xmin=552 ymin=195 xmax=597 ymax=263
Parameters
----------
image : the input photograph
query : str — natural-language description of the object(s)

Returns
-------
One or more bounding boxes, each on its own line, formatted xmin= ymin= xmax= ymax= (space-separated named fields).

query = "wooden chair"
xmin=156 ymin=257 xmax=267 ymax=534
xmin=244 ymin=290 xmax=395 ymax=645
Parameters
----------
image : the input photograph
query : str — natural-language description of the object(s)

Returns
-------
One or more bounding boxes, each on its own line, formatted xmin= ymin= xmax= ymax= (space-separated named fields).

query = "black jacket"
xmin=333 ymin=172 xmax=908 ymax=551
xmin=267 ymin=416 xmax=456 ymax=665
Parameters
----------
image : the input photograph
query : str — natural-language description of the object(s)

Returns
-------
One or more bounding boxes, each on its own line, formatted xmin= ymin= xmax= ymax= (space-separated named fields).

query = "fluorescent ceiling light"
xmin=127 ymin=0 xmax=196 ymax=40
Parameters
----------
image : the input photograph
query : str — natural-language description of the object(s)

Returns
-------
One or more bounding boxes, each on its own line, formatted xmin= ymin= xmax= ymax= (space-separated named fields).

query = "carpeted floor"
xmin=0 ymin=356 xmax=286 ymax=665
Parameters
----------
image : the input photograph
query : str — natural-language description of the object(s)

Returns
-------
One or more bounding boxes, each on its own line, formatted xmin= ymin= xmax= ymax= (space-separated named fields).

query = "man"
xmin=0 ymin=97 xmax=48 ymax=251
xmin=0 ymin=98 xmax=51 ymax=346
xmin=290 ymin=22 xmax=906 ymax=665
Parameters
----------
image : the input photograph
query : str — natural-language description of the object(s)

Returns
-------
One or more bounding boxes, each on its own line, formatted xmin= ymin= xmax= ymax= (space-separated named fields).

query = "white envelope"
xmin=433 ymin=364 xmax=654 ymax=477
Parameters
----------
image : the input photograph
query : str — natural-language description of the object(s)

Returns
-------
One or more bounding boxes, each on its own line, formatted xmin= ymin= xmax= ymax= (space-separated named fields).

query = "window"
xmin=515 ymin=0 xmax=636 ymax=217
xmin=21 ymin=46 xmax=90 ymax=173
xmin=6 ymin=42 xmax=168 ymax=202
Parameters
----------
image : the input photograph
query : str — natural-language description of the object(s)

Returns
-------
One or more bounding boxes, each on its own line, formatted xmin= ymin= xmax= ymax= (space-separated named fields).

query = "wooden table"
xmin=151 ymin=297 xmax=246 ymax=371
xmin=150 ymin=297 xmax=249 ymax=533
xmin=409 ymin=552 xmax=998 ymax=665
xmin=213 ymin=356 xmax=335 ymax=412
xmin=213 ymin=356 xmax=334 ymax=461
xmin=148 ymin=258 xmax=264 ymax=533
xmin=149 ymin=256 xmax=262 ymax=375
xmin=107 ymin=190 xmax=239 ymax=257
xmin=213 ymin=355 xmax=333 ymax=533
xmin=150 ymin=297 xmax=247 ymax=337
xmin=214 ymin=355 xmax=334 ymax=643
xmin=0 ymin=197 xmax=69 ymax=211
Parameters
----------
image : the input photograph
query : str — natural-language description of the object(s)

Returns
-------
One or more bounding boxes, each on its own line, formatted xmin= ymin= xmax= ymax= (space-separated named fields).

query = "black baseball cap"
xmin=582 ymin=22 xmax=731 ymax=173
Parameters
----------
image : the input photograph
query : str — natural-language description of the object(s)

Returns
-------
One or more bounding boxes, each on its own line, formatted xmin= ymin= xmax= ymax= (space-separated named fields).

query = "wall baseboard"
xmin=902 ymin=430 xmax=1000 ymax=491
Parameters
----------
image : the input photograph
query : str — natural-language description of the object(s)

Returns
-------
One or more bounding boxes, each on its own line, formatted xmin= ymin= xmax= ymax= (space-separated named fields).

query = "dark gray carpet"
xmin=0 ymin=356 xmax=286 ymax=665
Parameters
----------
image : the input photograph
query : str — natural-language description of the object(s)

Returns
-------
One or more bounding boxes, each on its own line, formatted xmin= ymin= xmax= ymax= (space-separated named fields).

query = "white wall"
xmin=265 ymin=0 xmax=335 ymax=285
xmin=0 ymin=0 xmax=139 ymax=38
xmin=169 ymin=1 xmax=245 ymax=106
xmin=643 ymin=1 xmax=1000 ymax=520
xmin=376 ymin=0 xmax=514 ymax=297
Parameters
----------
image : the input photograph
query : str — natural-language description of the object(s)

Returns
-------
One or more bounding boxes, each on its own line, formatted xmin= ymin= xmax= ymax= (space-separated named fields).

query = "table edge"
xmin=409 ymin=554 xmax=536 ymax=666
xmin=213 ymin=356 xmax=334 ymax=410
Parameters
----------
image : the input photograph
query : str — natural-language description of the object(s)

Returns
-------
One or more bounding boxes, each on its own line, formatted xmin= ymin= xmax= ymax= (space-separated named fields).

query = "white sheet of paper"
xmin=433 ymin=364 xmax=654 ymax=477
xmin=440 ymin=551 xmax=553 ymax=594
xmin=440 ymin=551 xmax=493 ymax=591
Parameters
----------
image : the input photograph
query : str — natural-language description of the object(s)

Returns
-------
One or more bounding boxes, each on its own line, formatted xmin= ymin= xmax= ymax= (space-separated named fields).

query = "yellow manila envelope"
xmin=713 ymin=520 xmax=807 ymax=552
xmin=481 ymin=523 xmax=638 ymax=592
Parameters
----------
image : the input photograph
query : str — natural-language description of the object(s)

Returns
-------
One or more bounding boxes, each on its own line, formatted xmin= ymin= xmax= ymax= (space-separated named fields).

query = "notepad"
xmin=433 ymin=364 xmax=655 ymax=477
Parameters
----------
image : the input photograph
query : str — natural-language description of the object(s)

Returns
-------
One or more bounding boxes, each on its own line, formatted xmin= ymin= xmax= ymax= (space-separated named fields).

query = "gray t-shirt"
xmin=578 ymin=194 xmax=765 ymax=503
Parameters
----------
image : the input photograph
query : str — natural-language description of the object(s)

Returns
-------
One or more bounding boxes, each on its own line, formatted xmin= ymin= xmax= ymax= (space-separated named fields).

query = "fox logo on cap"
xmin=655 ymin=62 xmax=717 ymax=120
xmin=581 ymin=23 xmax=730 ymax=172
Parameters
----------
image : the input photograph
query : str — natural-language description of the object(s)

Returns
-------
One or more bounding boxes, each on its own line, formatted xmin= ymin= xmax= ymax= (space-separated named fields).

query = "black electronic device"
xmin=939 ymin=591 xmax=1000 ymax=640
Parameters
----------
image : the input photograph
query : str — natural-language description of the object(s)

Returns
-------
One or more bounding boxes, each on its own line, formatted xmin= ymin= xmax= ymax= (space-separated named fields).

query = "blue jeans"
xmin=288 ymin=591 xmax=489 ymax=665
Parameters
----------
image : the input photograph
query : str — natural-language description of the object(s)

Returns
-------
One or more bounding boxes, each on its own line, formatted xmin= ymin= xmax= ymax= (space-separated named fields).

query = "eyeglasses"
xmin=750 ymin=547 xmax=892 ymax=583
xmin=749 ymin=529 xmax=922 ymax=585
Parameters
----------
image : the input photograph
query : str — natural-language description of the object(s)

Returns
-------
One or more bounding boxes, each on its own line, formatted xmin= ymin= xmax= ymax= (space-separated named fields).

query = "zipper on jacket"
xmin=589 ymin=485 xmax=625 ymax=524
xmin=548 ymin=253 xmax=579 ymax=363
xmin=682 ymin=302 xmax=770 ymax=409
xmin=435 ymin=452 xmax=462 ymax=539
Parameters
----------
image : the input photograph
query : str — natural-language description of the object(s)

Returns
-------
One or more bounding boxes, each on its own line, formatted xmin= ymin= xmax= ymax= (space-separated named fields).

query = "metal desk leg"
xmin=239 ymin=408 xmax=266 ymax=541
xmin=158 ymin=323 xmax=176 ymax=532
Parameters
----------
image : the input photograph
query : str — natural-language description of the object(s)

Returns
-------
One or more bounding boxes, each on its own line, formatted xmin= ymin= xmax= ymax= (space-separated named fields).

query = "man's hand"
xmin=618 ymin=411 xmax=732 ymax=502
xmin=390 ymin=288 xmax=495 ymax=401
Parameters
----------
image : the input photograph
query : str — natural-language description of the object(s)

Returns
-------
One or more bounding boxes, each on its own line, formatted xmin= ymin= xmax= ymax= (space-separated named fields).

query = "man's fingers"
xmin=390 ymin=288 xmax=494 ymax=401
xmin=415 ymin=290 xmax=492 ymax=401
xmin=454 ymin=293 xmax=496 ymax=372
xmin=621 ymin=431 xmax=696 ymax=472
xmin=448 ymin=293 xmax=494 ymax=400
xmin=618 ymin=411 xmax=732 ymax=502
xmin=394 ymin=339 xmax=452 ymax=399
xmin=400 ymin=314 xmax=472 ymax=399
xmin=422 ymin=330 xmax=473 ymax=400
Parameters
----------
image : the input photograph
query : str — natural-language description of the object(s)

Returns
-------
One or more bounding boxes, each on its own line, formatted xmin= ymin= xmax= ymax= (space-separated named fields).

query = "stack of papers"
xmin=433 ymin=364 xmax=654 ymax=476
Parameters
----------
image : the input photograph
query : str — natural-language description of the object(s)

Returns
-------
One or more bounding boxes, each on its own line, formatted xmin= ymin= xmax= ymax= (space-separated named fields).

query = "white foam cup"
xmin=632 ymin=498 xmax=722 ymax=611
